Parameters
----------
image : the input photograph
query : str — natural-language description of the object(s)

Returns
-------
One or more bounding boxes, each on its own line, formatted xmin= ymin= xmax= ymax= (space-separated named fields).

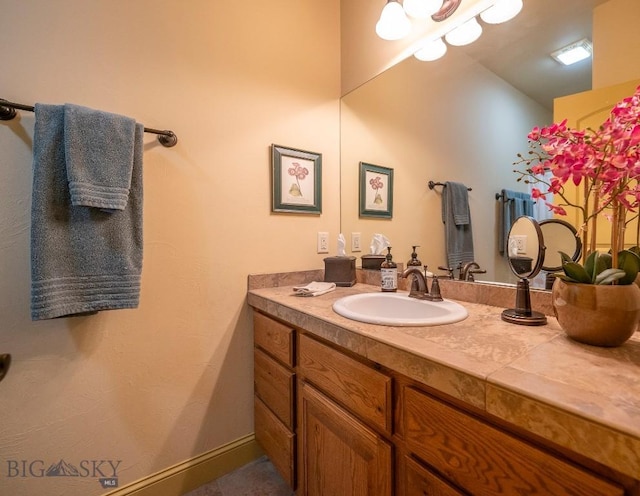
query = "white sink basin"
xmin=332 ymin=292 xmax=468 ymax=327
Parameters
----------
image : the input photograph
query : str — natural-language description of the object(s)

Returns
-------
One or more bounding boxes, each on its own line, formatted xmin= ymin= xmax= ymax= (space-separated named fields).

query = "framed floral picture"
xmin=271 ymin=144 xmax=322 ymax=214
xmin=359 ymin=162 xmax=393 ymax=218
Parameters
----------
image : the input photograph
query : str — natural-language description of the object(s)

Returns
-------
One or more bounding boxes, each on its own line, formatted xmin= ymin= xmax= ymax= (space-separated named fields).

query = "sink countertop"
xmin=247 ymin=281 xmax=640 ymax=480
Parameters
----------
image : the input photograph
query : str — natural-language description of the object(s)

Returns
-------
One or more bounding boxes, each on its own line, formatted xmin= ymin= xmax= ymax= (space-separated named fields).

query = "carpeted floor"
xmin=182 ymin=456 xmax=294 ymax=496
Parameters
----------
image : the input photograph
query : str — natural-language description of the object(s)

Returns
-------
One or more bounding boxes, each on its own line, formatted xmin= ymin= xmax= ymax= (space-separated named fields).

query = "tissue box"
xmin=323 ymin=256 xmax=356 ymax=287
xmin=361 ymin=254 xmax=385 ymax=270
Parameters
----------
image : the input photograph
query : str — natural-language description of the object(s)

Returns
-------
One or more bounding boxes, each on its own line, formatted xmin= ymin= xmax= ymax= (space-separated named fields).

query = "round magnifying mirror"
xmin=539 ymin=218 xmax=581 ymax=271
xmin=539 ymin=218 xmax=582 ymax=290
xmin=502 ymin=216 xmax=547 ymax=326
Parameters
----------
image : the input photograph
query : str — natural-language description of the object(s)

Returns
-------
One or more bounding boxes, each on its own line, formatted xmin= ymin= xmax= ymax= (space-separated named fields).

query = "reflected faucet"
xmin=460 ymin=261 xmax=487 ymax=281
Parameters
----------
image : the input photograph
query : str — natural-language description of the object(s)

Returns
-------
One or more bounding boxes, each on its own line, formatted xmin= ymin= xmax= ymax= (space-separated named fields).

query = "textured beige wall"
xmin=0 ymin=1 xmax=340 ymax=495
xmin=593 ymin=0 xmax=640 ymax=88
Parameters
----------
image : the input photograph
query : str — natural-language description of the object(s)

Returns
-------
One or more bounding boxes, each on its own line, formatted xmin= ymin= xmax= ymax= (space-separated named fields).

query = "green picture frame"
xmin=271 ymin=144 xmax=322 ymax=214
xmin=359 ymin=162 xmax=393 ymax=219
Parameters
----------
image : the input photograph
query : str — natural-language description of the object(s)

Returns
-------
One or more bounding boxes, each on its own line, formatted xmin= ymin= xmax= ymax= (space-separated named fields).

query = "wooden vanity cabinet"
xmin=253 ymin=310 xmax=629 ymax=495
xmin=402 ymin=385 xmax=624 ymax=496
xmin=253 ymin=312 xmax=296 ymax=488
xmin=298 ymin=380 xmax=393 ymax=496
xmin=397 ymin=453 xmax=466 ymax=496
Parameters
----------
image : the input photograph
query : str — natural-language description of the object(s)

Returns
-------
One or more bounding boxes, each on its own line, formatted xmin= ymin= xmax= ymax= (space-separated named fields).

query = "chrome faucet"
xmin=401 ymin=267 xmax=443 ymax=301
xmin=460 ymin=261 xmax=487 ymax=281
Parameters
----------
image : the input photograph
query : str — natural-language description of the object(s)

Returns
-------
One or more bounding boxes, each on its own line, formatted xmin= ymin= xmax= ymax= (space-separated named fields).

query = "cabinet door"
xmin=255 ymin=396 xmax=296 ymax=489
xmin=399 ymin=455 xmax=465 ymax=496
xmin=298 ymin=380 xmax=392 ymax=496
xmin=404 ymin=387 xmax=624 ymax=496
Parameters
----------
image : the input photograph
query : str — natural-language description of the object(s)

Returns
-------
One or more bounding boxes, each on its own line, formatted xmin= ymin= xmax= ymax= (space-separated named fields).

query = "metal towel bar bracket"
xmin=428 ymin=180 xmax=472 ymax=191
xmin=0 ymin=98 xmax=177 ymax=148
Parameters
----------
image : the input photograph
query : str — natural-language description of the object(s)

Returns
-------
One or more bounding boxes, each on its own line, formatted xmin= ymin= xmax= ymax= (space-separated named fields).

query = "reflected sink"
xmin=332 ymin=292 xmax=468 ymax=327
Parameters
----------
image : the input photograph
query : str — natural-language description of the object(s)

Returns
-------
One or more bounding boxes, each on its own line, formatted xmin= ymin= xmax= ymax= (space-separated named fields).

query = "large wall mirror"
xmin=340 ymin=0 xmax=608 ymax=287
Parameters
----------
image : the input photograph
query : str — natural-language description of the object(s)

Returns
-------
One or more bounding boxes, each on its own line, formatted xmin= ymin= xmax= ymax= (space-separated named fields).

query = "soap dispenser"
xmin=407 ymin=246 xmax=423 ymax=292
xmin=407 ymin=246 xmax=422 ymax=270
xmin=380 ymin=247 xmax=398 ymax=292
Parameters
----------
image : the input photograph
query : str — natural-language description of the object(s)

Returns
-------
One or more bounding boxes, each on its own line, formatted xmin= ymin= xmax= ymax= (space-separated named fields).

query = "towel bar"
xmin=428 ymin=180 xmax=472 ymax=191
xmin=0 ymin=98 xmax=178 ymax=147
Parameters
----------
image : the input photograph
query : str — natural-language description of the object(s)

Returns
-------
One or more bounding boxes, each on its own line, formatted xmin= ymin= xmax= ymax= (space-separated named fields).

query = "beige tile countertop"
xmin=247 ymin=270 xmax=640 ymax=480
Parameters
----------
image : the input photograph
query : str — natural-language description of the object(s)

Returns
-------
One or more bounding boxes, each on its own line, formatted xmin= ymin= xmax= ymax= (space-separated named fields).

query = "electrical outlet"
xmin=513 ymin=235 xmax=527 ymax=254
xmin=351 ymin=232 xmax=361 ymax=252
xmin=317 ymin=232 xmax=329 ymax=254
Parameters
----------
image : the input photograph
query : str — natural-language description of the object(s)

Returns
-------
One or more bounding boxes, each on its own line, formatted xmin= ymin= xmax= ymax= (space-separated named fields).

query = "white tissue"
xmin=337 ymin=233 xmax=346 ymax=257
xmin=369 ymin=233 xmax=391 ymax=255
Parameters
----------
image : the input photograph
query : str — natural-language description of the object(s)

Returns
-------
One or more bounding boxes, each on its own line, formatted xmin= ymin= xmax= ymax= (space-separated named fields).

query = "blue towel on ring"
xmin=31 ymin=104 xmax=143 ymax=320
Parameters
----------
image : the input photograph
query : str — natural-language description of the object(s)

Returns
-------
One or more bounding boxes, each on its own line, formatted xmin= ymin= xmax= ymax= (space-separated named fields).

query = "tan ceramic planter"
xmin=552 ymin=278 xmax=640 ymax=347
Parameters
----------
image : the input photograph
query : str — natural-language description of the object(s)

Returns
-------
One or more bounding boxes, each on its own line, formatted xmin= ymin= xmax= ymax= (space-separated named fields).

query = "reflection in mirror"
xmin=540 ymin=219 xmax=582 ymax=271
xmin=340 ymin=0 xmax=607 ymax=287
xmin=501 ymin=216 xmax=547 ymax=326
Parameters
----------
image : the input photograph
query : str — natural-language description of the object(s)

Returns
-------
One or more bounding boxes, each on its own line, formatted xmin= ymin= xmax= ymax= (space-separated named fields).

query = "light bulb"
xmin=414 ymin=38 xmax=447 ymax=61
xmin=480 ymin=0 xmax=523 ymax=24
xmin=403 ymin=0 xmax=442 ymax=19
xmin=445 ymin=17 xmax=482 ymax=46
xmin=375 ymin=1 xmax=411 ymax=41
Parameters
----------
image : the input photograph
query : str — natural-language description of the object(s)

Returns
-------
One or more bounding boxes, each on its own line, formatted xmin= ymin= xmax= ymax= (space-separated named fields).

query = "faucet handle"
xmin=427 ymin=275 xmax=443 ymax=301
xmin=437 ymin=265 xmax=454 ymax=279
xmin=467 ymin=268 xmax=487 ymax=282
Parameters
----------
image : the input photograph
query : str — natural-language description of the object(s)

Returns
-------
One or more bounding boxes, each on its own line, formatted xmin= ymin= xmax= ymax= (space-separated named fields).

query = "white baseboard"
xmin=103 ymin=433 xmax=263 ymax=496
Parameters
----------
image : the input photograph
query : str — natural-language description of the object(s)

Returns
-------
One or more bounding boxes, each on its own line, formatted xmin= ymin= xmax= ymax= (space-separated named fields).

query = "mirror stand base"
xmin=501 ymin=308 xmax=547 ymax=326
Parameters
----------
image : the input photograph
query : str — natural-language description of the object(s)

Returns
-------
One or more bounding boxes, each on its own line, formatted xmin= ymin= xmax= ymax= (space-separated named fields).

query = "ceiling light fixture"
xmin=414 ymin=37 xmax=448 ymax=61
xmin=403 ymin=0 xmax=443 ymax=19
xmin=373 ymin=1 xmax=524 ymax=63
xmin=550 ymin=38 xmax=593 ymax=66
xmin=444 ymin=16 xmax=483 ymax=46
xmin=375 ymin=0 xmax=412 ymax=41
xmin=480 ymin=0 xmax=523 ymax=24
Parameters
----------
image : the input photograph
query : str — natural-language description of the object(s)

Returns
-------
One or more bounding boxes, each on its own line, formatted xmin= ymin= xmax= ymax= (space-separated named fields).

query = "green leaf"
xmin=559 ymin=251 xmax=573 ymax=264
xmin=583 ymin=251 xmax=611 ymax=282
xmin=562 ymin=261 xmax=592 ymax=283
xmin=595 ymin=251 xmax=612 ymax=272
xmin=617 ymin=249 xmax=640 ymax=285
xmin=594 ymin=268 xmax=626 ymax=285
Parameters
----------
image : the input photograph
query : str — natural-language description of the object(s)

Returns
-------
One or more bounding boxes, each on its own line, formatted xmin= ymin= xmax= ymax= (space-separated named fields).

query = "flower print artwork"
xmin=280 ymin=155 xmax=315 ymax=205
xmin=360 ymin=162 xmax=393 ymax=218
xmin=272 ymin=145 xmax=322 ymax=214
xmin=370 ymin=176 xmax=384 ymax=205
xmin=288 ymin=161 xmax=308 ymax=197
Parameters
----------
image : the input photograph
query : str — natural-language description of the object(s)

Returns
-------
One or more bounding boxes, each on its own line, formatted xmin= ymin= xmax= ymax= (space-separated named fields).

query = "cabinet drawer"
xmin=403 ymin=387 xmax=623 ymax=496
xmin=298 ymin=333 xmax=392 ymax=434
xmin=399 ymin=455 xmax=466 ymax=496
xmin=254 ymin=348 xmax=295 ymax=429
xmin=254 ymin=312 xmax=294 ymax=367
xmin=254 ymin=396 xmax=295 ymax=489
